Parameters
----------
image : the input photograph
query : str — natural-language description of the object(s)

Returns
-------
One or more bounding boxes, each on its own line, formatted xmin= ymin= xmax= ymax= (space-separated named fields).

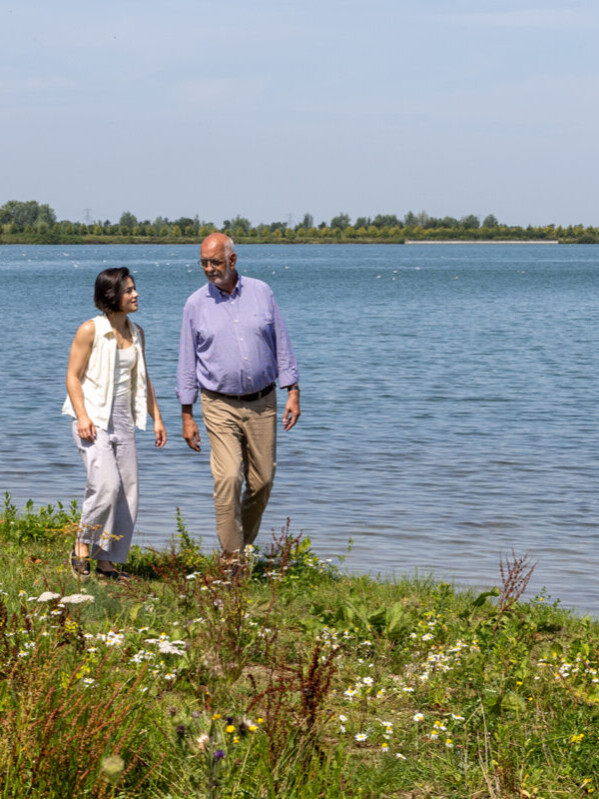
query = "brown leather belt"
xmin=204 ymin=383 xmax=275 ymax=402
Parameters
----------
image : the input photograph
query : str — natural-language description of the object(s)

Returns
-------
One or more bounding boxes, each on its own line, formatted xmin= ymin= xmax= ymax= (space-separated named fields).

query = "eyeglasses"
xmin=199 ymin=258 xmax=225 ymax=269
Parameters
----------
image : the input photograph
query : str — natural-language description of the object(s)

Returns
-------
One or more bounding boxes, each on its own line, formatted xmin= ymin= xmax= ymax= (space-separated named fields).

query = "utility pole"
xmin=83 ymin=208 xmax=92 ymax=224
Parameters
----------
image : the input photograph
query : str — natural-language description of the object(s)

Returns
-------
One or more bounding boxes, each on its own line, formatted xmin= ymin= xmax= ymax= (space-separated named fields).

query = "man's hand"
xmin=282 ymin=390 xmax=301 ymax=431
xmin=182 ymin=409 xmax=201 ymax=451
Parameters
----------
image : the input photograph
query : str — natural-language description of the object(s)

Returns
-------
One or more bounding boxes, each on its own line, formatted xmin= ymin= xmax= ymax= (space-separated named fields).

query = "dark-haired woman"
xmin=63 ymin=267 xmax=166 ymax=580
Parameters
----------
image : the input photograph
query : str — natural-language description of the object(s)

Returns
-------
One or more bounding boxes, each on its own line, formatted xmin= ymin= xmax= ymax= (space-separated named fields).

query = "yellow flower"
xmin=212 ymin=713 xmax=221 ymax=721
xmin=571 ymin=733 xmax=584 ymax=744
xmin=257 ymin=717 xmax=264 ymax=724
xmin=248 ymin=725 xmax=258 ymax=733
xmin=226 ymin=725 xmax=236 ymax=734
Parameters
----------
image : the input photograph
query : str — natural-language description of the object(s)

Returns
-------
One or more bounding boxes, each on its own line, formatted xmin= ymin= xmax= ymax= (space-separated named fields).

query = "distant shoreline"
xmin=0 ymin=237 xmax=580 ymax=247
xmin=405 ymin=239 xmax=559 ymax=245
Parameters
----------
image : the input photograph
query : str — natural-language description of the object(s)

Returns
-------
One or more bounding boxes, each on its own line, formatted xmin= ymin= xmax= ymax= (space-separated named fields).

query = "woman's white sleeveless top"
xmin=62 ymin=315 xmax=148 ymax=431
xmin=114 ymin=345 xmax=138 ymax=398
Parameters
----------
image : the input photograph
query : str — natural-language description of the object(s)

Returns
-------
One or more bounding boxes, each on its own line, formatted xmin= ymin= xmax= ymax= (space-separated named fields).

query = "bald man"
xmin=176 ymin=233 xmax=300 ymax=565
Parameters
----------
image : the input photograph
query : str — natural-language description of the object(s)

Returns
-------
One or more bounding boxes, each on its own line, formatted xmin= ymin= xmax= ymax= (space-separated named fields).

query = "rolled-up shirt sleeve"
xmin=176 ymin=300 xmax=199 ymax=404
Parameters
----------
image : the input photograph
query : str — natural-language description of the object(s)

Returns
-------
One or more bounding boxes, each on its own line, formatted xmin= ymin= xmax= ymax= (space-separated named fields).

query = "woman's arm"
xmin=138 ymin=326 xmax=167 ymax=448
xmin=65 ymin=320 xmax=96 ymax=442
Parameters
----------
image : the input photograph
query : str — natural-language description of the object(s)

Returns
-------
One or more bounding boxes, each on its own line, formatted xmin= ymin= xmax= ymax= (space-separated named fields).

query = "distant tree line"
xmin=1 ymin=200 xmax=598 ymax=244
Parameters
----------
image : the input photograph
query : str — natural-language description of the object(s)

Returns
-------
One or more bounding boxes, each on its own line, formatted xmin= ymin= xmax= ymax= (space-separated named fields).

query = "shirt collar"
xmin=96 ymin=314 xmax=136 ymax=340
xmin=229 ymin=274 xmax=242 ymax=297
xmin=207 ymin=273 xmax=243 ymax=300
xmin=96 ymin=314 xmax=113 ymax=336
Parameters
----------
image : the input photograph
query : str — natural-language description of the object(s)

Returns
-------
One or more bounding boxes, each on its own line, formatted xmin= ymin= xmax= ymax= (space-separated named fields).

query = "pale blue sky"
xmin=1 ymin=0 xmax=598 ymax=226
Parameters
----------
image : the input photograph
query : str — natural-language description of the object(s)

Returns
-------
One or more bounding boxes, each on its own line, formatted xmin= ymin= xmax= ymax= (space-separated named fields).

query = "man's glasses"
xmin=199 ymin=258 xmax=225 ymax=269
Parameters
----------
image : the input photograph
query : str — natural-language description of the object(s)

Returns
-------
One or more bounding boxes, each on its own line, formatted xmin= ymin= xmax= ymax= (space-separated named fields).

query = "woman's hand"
xmin=154 ymin=418 xmax=167 ymax=448
xmin=77 ymin=415 xmax=97 ymax=442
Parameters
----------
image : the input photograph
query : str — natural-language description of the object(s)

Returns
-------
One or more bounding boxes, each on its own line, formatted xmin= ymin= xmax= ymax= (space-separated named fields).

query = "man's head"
xmin=200 ymin=233 xmax=237 ymax=294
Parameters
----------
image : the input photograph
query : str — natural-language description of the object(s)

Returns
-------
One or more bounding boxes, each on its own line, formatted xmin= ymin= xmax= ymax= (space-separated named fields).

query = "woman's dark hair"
xmin=94 ymin=267 xmax=132 ymax=313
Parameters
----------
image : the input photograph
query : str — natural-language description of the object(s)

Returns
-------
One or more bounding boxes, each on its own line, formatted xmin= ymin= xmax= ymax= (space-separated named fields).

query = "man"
xmin=177 ymin=233 xmax=300 ymax=563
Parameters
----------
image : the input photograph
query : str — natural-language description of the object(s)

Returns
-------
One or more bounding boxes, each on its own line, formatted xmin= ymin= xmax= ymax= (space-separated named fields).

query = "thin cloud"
xmin=173 ymin=77 xmax=265 ymax=107
xmin=445 ymin=8 xmax=599 ymax=29
xmin=413 ymin=73 xmax=599 ymax=138
xmin=0 ymin=76 xmax=74 ymax=93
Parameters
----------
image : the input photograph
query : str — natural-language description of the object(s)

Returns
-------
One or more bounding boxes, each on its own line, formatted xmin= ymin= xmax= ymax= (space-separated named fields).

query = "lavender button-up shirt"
xmin=176 ymin=275 xmax=299 ymax=404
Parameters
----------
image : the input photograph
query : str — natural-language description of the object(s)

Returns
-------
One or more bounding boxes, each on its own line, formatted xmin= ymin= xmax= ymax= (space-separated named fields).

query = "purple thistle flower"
xmin=213 ymin=749 xmax=225 ymax=760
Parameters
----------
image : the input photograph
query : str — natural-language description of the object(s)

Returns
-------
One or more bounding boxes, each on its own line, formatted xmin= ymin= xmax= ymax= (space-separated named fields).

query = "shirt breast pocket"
xmin=256 ymin=311 xmax=274 ymax=330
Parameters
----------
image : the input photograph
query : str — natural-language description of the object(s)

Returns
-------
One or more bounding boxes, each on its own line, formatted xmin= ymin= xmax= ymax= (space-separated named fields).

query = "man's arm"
xmin=176 ymin=300 xmax=200 ymax=406
xmin=177 ymin=301 xmax=202 ymax=451
xmin=270 ymin=292 xmax=300 ymax=430
xmin=271 ymin=294 xmax=299 ymax=389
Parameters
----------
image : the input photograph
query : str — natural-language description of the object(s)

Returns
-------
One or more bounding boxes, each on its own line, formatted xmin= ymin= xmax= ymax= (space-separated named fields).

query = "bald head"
xmin=202 ymin=233 xmax=235 ymax=258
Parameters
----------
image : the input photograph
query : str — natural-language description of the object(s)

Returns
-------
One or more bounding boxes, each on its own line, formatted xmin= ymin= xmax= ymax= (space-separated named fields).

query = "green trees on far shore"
xmin=1 ymin=200 xmax=598 ymax=244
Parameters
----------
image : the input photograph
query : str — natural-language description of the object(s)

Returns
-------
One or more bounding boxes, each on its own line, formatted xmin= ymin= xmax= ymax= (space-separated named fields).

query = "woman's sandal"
xmin=95 ymin=565 xmax=131 ymax=581
xmin=70 ymin=549 xmax=91 ymax=581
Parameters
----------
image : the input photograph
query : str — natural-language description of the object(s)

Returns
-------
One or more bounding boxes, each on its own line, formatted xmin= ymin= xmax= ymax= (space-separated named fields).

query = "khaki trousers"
xmin=201 ymin=388 xmax=277 ymax=556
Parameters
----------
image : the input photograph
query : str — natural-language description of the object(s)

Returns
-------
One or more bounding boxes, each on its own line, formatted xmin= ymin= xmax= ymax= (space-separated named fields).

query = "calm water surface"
xmin=0 ymin=244 xmax=597 ymax=613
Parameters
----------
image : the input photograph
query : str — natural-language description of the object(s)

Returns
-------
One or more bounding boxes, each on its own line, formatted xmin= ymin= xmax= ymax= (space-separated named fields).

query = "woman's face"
xmin=119 ymin=277 xmax=139 ymax=314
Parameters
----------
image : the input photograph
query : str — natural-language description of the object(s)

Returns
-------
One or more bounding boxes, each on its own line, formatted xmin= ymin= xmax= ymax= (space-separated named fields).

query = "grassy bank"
xmin=1 ymin=494 xmax=598 ymax=798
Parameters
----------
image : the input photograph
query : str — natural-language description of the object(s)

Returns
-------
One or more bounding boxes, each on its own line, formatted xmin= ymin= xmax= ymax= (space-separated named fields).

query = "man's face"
xmin=200 ymin=240 xmax=237 ymax=293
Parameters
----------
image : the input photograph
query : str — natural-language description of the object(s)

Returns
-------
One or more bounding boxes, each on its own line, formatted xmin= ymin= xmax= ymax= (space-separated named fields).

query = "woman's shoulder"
xmin=68 ymin=319 xmax=97 ymax=356
xmin=79 ymin=314 xmax=111 ymax=338
xmin=75 ymin=319 xmax=97 ymax=340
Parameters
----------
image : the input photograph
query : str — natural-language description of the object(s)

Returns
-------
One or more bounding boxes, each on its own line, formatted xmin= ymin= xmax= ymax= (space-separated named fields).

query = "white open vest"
xmin=62 ymin=314 xmax=148 ymax=431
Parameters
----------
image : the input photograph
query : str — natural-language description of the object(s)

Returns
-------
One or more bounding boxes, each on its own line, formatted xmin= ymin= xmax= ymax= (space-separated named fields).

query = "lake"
xmin=1 ymin=243 xmax=598 ymax=613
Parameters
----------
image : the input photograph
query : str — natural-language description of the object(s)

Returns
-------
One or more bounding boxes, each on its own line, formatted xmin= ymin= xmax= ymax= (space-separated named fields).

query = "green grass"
xmin=0 ymin=496 xmax=598 ymax=797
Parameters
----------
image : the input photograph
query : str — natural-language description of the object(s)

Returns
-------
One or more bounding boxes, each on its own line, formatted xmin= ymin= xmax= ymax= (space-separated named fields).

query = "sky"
xmin=1 ymin=0 xmax=599 ymax=227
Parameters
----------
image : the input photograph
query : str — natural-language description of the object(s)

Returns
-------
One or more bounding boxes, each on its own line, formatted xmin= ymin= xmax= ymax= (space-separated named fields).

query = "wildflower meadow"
xmin=1 ymin=492 xmax=599 ymax=798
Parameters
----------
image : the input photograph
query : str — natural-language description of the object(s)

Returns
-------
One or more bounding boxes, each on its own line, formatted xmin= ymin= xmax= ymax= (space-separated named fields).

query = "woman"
xmin=63 ymin=267 xmax=166 ymax=580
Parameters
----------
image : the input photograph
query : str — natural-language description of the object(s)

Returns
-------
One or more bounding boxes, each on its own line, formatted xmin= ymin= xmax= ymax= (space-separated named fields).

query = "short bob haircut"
xmin=94 ymin=267 xmax=133 ymax=314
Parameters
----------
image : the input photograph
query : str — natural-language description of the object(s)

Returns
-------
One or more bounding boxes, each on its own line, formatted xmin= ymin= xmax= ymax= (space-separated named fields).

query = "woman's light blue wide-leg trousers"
xmin=73 ymin=395 xmax=138 ymax=563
